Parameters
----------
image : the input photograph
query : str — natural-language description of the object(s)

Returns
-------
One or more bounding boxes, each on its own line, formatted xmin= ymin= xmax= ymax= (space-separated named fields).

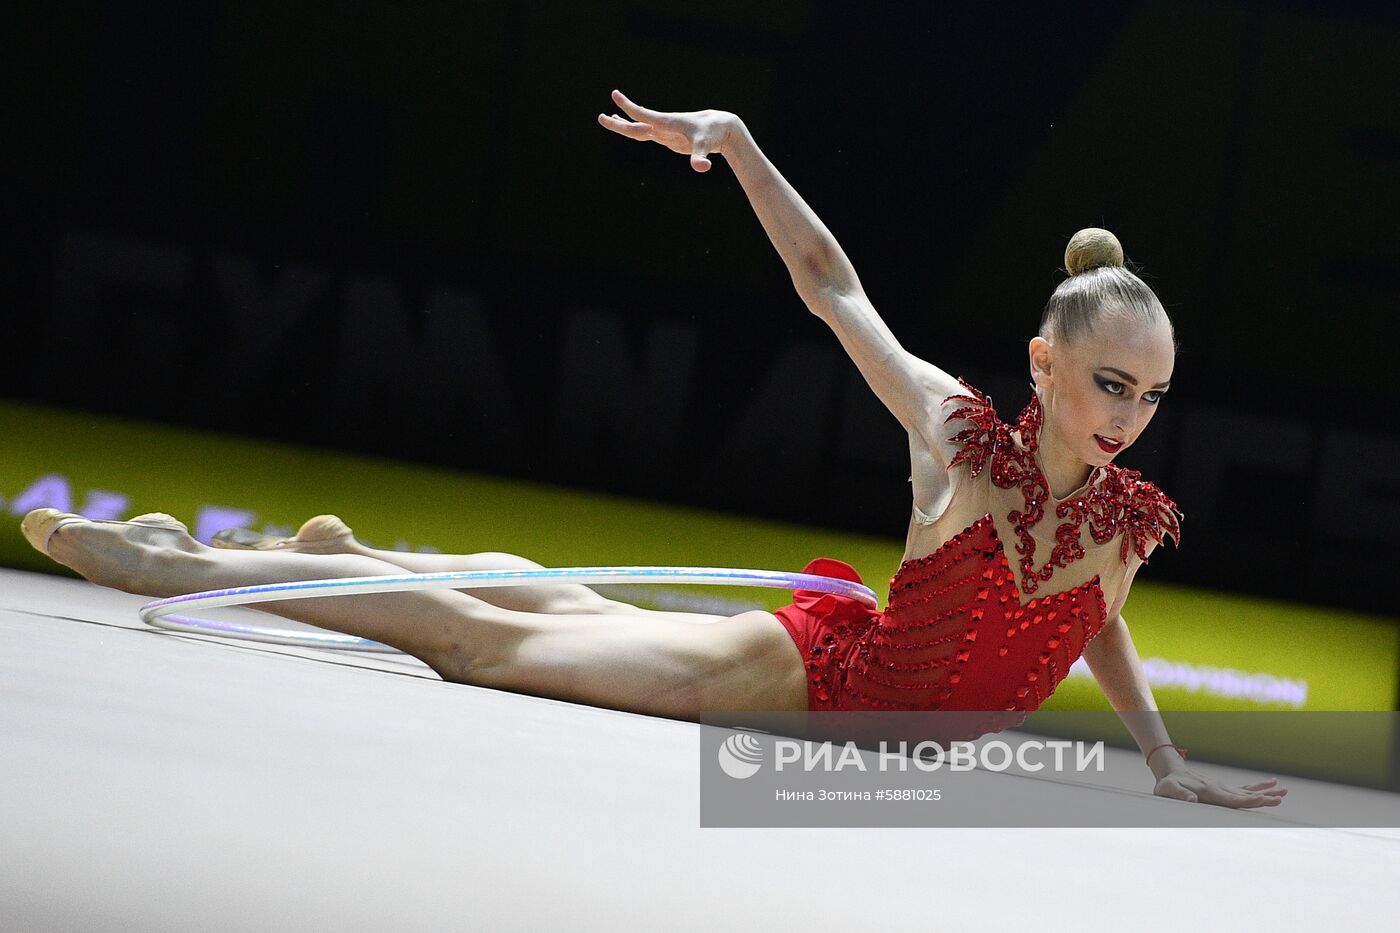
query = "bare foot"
xmin=212 ymin=514 xmax=356 ymax=555
xmin=22 ymin=509 xmax=205 ymax=597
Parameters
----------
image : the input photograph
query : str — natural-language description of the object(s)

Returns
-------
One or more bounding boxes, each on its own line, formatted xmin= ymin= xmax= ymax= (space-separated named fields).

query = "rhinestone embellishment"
xmin=787 ymin=380 xmax=1178 ymax=725
xmin=946 ymin=380 xmax=1182 ymax=593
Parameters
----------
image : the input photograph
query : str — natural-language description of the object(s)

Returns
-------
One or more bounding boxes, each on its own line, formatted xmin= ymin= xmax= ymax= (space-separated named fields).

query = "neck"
xmin=1037 ymin=426 xmax=1095 ymax=499
xmin=1022 ymin=394 xmax=1094 ymax=499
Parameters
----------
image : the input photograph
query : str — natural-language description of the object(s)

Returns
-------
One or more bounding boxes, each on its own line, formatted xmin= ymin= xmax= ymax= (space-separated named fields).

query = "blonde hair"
xmin=1040 ymin=228 xmax=1173 ymax=345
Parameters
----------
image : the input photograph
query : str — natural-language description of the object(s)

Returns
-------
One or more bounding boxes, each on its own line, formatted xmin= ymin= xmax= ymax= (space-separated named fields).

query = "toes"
xmin=211 ymin=516 xmax=354 ymax=552
xmin=23 ymin=509 xmax=195 ymax=558
xmin=131 ymin=512 xmax=189 ymax=533
xmin=20 ymin=509 xmax=80 ymax=555
xmin=211 ymin=527 xmax=283 ymax=550
xmin=296 ymin=514 xmax=354 ymax=543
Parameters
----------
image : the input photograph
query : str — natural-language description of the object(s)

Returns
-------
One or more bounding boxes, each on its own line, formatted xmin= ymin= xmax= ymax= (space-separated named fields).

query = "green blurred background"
xmin=4 ymin=0 xmax=1398 ymax=785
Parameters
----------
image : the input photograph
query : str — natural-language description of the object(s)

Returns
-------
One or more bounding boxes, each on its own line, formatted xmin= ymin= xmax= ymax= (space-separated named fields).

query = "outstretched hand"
xmin=1154 ymin=767 xmax=1289 ymax=809
xmin=597 ymin=89 xmax=738 ymax=173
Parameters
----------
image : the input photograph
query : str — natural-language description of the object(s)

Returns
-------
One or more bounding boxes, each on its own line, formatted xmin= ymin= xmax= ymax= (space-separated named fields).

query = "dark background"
xmin=5 ymin=0 xmax=1398 ymax=614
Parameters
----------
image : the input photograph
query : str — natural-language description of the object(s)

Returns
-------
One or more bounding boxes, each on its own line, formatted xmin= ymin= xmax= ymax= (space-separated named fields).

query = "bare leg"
xmin=351 ymin=546 xmax=741 ymax=625
xmin=216 ymin=515 xmax=721 ymax=621
xmin=350 ymin=546 xmax=650 ymax=615
xmin=45 ymin=519 xmax=505 ymax=672
xmin=42 ymin=516 xmax=810 ymax=718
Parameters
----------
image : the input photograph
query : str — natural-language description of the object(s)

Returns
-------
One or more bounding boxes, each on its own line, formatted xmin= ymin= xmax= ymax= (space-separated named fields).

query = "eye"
xmin=1095 ymin=377 xmax=1125 ymax=396
xmin=1097 ymin=378 xmax=1164 ymax=403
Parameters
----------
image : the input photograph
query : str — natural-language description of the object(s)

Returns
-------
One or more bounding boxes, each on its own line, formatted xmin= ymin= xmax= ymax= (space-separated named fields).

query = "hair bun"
xmin=1065 ymin=228 xmax=1125 ymax=276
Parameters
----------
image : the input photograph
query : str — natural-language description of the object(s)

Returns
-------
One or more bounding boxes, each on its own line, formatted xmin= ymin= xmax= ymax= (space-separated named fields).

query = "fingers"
xmin=689 ymin=128 xmax=720 ymax=172
xmin=1234 ymin=795 xmax=1283 ymax=808
xmin=611 ymin=89 xmax=658 ymax=123
xmin=611 ymin=89 xmax=659 ymax=125
xmin=1232 ymin=779 xmax=1288 ymax=804
xmin=1250 ymin=786 xmax=1288 ymax=797
xmin=1159 ymin=775 xmax=1289 ymax=809
xmin=1211 ymin=787 xmax=1285 ymax=809
xmin=602 ymin=92 xmax=716 ymax=172
xmin=597 ymin=113 xmax=652 ymax=140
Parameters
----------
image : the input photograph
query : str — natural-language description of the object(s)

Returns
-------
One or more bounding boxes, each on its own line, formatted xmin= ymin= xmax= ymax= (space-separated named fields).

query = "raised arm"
xmin=598 ymin=90 xmax=962 ymax=456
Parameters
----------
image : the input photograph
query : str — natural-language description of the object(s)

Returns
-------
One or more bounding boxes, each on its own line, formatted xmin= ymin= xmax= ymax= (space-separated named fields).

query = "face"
xmin=1028 ymin=315 xmax=1175 ymax=468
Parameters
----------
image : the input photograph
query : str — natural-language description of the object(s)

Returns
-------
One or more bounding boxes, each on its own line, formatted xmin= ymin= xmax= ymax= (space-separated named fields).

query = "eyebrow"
xmin=1099 ymin=366 xmax=1171 ymax=390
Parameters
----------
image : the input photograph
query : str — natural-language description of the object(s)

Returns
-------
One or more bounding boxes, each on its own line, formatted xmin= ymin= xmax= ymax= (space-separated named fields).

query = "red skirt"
xmin=771 ymin=558 xmax=882 ymax=710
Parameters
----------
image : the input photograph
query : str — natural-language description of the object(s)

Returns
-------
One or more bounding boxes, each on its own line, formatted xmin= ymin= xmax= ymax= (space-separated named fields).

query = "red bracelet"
xmin=1145 ymin=743 xmax=1188 ymax=765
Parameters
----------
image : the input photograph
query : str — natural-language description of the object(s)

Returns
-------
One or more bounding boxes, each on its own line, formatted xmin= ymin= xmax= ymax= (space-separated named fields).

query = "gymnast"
xmin=21 ymin=90 xmax=1284 ymax=809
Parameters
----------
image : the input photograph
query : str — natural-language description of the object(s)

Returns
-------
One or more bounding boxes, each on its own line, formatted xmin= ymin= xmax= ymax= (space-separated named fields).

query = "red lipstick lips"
xmin=1095 ymin=435 xmax=1123 ymax=453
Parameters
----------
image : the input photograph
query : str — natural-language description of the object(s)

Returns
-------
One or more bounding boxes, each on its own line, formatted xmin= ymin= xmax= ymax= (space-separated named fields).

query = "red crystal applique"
xmin=944 ymin=379 xmax=1182 ymax=593
xmin=839 ymin=514 xmax=1110 ymax=719
xmin=780 ymin=379 xmax=1181 ymax=724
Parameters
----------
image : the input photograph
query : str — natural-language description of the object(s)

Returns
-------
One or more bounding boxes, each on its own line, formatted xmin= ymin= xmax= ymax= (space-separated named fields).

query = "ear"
xmin=1028 ymin=336 xmax=1054 ymax=394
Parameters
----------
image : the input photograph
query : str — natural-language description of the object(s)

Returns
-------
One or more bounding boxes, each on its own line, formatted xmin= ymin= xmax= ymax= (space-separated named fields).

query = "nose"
xmin=1113 ymin=399 xmax=1135 ymax=436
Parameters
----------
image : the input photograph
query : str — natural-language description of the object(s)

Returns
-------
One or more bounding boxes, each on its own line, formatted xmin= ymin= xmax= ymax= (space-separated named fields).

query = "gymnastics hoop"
xmin=138 ymin=565 xmax=881 ymax=653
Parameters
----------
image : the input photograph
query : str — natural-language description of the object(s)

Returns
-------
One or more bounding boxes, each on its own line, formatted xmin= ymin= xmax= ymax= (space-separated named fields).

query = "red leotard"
xmin=771 ymin=379 xmax=1181 ymax=714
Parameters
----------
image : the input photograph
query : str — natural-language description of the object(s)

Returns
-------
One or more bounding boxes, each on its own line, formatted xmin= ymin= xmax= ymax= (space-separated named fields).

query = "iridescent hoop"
xmin=138 ymin=566 xmax=881 ymax=652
